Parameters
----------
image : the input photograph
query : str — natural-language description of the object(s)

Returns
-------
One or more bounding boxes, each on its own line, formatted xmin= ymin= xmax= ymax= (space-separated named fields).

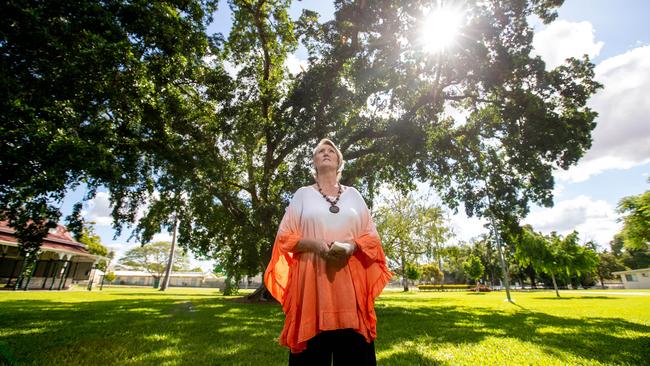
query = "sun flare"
xmin=419 ymin=6 xmax=464 ymax=54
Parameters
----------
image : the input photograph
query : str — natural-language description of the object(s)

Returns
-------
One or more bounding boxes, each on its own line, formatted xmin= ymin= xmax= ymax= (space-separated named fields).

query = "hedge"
xmin=417 ymin=284 xmax=472 ymax=291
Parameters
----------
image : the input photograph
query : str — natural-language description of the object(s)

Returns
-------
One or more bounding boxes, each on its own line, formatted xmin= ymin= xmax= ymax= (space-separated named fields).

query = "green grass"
xmin=0 ymin=287 xmax=648 ymax=365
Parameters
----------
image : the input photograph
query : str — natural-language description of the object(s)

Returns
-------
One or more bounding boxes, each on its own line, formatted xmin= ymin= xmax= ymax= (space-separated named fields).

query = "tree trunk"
xmin=245 ymin=283 xmax=276 ymax=302
xmin=401 ymin=252 xmax=408 ymax=292
xmin=551 ymin=272 xmax=560 ymax=298
xmin=596 ymin=269 xmax=606 ymax=289
xmin=160 ymin=214 xmax=178 ymax=291
xmin=528 ymin=267 xmax=537 ymax=289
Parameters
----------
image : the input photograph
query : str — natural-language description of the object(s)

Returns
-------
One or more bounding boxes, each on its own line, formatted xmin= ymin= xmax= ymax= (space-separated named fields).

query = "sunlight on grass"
xmin=0 ymin=288 xmax=647 ymax=365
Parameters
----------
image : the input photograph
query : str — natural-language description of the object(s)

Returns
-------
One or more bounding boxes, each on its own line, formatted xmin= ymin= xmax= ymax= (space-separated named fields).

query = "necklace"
xmin=316 ymin=182 xmax=342 ymax=213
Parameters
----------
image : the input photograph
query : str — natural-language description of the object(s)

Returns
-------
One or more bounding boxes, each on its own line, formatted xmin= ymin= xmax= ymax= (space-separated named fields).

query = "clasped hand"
xmin=321 ymin=241 xmax=355 ymax=266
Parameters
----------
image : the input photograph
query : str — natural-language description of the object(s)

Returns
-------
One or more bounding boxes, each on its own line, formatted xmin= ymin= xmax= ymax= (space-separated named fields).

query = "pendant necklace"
xmin=316 ymin=181 xmax=342 ymax=214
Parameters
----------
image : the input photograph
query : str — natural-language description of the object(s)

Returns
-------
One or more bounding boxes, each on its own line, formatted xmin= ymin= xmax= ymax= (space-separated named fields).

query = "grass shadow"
xmin=376 ymin=302 xmax=649 ymax=365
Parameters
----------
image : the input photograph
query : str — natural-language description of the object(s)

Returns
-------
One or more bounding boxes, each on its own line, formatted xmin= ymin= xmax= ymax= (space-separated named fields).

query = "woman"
xmin=264 ymin=138 xmax=392 ymax=366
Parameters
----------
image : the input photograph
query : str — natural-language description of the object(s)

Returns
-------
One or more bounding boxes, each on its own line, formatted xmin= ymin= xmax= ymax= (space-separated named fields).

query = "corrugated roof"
xmin=0 ymin=221 xmax=97 ymax=258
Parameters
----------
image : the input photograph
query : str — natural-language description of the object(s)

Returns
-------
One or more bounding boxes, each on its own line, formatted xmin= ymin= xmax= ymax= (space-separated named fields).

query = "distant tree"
xmin=471 ymin=235 xmax=502 ymax=287
xmin=104 ymin=271 xmax=116 ymax=283
xmin=405 ymin=263 xmax=422 ymax=284
xmin=375 ymin=191 xmax=428 ymax=292
xmin=515 ymin=227 xmax=599 ymax=297
xmin=463 ymin=254 xmax=485 ymax=291
xmin=117 ymin=242 xmax=191 ymax=286
xmin=621 ymin=247 xmax=650 ymax=270
xmin=420 ymin=262 xmax=444 ymax=285
xmin=617 ymin=189 xmax=650 ymax=250
xmin=76 ymin=224 xmax=112 ymax=271
xmin=610 ymin=232 xmax=650 ymax=270
xmin=594 ymin=251 xmax=625 ymax=289
xmin=441 ymin=243 xmax=472 ymax=283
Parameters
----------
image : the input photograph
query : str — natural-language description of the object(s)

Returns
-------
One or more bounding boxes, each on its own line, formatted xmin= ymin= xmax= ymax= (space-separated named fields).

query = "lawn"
xmin=0 ymin=287 xmax=648 ymax=365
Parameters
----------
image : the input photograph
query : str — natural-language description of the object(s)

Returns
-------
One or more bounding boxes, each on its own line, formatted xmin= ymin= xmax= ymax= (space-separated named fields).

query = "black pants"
xmin=288 ymin=329 xmax=377 ymax=366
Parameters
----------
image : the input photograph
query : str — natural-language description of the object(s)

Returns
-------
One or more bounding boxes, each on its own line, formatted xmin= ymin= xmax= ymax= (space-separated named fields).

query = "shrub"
xmin=417 ymin=284 xmax=471 ymax=291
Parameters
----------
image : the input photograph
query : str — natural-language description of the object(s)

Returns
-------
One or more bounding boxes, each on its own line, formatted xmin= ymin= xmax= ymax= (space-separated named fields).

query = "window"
xmin=625 ymin=274 xmax=638 ymax=282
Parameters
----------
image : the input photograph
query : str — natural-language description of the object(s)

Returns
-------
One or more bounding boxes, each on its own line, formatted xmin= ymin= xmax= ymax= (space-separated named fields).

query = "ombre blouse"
xmin=264 ymin=186 xmax=392 ymax=353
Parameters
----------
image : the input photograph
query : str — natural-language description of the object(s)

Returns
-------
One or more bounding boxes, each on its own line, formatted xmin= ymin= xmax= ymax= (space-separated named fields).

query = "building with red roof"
xmin=0 ymin=221 xmax=100 ymax=290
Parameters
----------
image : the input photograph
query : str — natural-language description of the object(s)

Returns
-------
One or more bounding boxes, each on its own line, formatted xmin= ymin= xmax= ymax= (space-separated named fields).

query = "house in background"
xmin=0 ymin=221 xmax=100 ymax=290
xmin=612 ymin=267 xmax=650 ymax=289
xmin=111 ymin=270 xmax=221 ymax=288
xmin=109 ymin=270 xmax=263 ymax=289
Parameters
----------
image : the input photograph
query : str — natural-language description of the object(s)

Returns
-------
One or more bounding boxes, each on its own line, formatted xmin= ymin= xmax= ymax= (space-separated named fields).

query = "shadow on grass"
xmin=0 ymin=296 xmax=286 ymax=366
xmin=531 ymin=296 xmax=619 ymax=300
xmin=376 ymin=302 xmax=650 ymax=365
xmin=1 ymin=293 xmax=648 ymax=366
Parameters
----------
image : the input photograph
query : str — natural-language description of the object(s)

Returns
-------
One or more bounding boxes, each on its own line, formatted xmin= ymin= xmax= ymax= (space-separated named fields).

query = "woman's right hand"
xmin=295 ymin=238 xmax=330 ymax=257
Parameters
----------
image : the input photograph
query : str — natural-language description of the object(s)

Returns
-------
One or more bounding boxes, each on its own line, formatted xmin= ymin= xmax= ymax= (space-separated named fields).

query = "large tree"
xmin=0 ymin=0 xmax=221 ymax=278
xmin=3 ymin=0 xmax=602 ymax=299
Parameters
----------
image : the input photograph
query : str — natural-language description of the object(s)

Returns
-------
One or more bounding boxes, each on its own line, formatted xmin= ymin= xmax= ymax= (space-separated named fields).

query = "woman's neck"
xmin=316 ymin=171 xmax=338 ymax=191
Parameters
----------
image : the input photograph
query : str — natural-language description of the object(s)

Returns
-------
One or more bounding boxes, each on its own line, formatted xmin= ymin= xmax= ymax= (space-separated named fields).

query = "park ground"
xmin=0 ymin=287 xmax=648 ymax=366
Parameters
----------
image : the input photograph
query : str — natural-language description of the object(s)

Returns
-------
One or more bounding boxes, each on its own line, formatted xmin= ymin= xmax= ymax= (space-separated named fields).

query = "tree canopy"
xmin=617 ymin=188 xmax=650 ymax=250
xmin=515 ymin=226 xmax=599 ymax=297
xmin=117 ymin=241 xmax=192 ymax=280
xmin=1 ymin=0 xmax=603 ymax=296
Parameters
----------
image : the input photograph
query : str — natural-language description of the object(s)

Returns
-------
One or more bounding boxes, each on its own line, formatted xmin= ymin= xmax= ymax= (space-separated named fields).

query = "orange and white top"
xmin=264 ymin=186 xmax=392 ymax=353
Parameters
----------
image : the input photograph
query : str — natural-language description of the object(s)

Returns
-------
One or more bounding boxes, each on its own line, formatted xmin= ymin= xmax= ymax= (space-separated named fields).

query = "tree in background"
xmin=463 ymin=254 xmax=485 ymax=291
xmin=595 ymin=251 xmax=625 ymax=289
xmin=404 ymin=263 xmax=422 ymax=286
xmin=0 ymin=0 xmax=220 ymax=281
xmin=469 ymin=235 xmax=502 ymax=288
xmin=440 ymin=243 xmax=472 ymax=284
xmin=515 ymin=227 xmax=599 ymax=297
xmin=375 ymin=191 xmax=427 ymax=291
xmin=617 ymin=188 xmax=650 ymax=250
xmin=76 ymin=224 xmax=113 ymax=271
xmin=117 ymin=242 xmax=191 ymax=287
xmin=419 ymin=262 xmax=444 ymax=285
xmin=2 ymin=1 xmax=602 ymax=299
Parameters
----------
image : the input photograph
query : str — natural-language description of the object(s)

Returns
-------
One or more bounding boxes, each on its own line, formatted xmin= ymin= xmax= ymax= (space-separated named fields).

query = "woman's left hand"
xmin=325 ymin=241 xmax=354 ymax=267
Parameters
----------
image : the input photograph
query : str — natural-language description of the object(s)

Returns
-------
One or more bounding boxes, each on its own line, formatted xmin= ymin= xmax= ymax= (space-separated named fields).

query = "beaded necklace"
xmin=316 ymin=181 xmax=342 ymax=213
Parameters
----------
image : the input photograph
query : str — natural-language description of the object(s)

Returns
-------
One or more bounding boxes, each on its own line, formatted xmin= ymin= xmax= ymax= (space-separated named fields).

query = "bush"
xmin=417 ymin=284 xmax=471 ymax=291
xmin=104 ymin=272 xmax=116 ymax=282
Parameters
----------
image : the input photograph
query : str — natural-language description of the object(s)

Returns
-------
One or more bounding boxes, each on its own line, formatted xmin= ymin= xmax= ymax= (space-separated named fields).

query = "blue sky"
xmin=59 ymin=0 xmax=649 ymax=270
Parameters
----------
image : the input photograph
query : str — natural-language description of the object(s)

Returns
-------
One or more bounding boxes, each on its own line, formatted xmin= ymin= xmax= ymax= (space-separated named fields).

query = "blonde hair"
xmin=312 ymin=138 xmax=345 ymax=181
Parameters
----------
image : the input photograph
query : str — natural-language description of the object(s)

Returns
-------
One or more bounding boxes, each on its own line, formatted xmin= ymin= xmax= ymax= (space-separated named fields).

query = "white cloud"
xmin=524 ymin=195 xmax=621 ymax=249
xmin=532 ymin=20 xmax=603 ymax=69
xmin=285 ymin=53 xmax=308 ymax=75
xmin=557 ymin=45 xmax=650 ymax=183
xmin=152 ymin=232 xmax=173 ymax=242
xmin=82 ymin=191 xmax=113 ymax=226
xmin=449 ymin=211 xmax=488 ymax=243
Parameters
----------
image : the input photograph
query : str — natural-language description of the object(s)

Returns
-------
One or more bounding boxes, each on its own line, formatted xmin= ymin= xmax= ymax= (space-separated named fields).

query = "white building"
xmin=612 ymin=268 xmax=650 ymax=289
xmin=111 ymin=270 xmax=220 ymax=288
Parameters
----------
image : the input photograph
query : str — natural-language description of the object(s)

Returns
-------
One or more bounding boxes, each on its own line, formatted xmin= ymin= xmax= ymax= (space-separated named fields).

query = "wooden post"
xmin=58 ymin=257 xmax=72 ymax=290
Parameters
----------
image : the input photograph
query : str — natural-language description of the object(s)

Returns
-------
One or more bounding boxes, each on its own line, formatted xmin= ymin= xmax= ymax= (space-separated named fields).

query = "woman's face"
xmin=313 ymin=144 xmax=339 ymax=173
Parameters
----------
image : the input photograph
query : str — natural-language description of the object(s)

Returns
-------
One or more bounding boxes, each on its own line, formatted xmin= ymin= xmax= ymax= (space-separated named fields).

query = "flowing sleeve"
xmin=264 ymin=189 xmax=303 ymax=304
xmin=351 ymin=203 xmax=392 ymax=300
